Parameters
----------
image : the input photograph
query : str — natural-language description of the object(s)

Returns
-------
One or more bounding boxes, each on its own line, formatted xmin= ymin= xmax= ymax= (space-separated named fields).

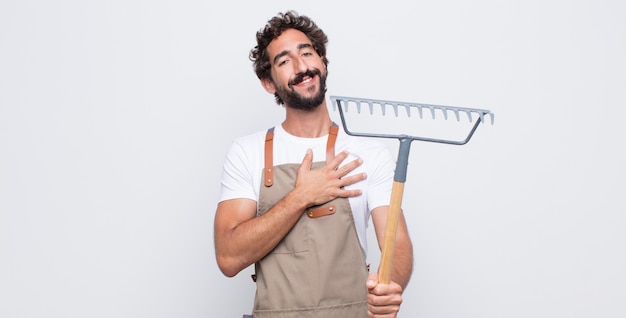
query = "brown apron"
xmin=252 ymin=124 xmax=368 ymax=318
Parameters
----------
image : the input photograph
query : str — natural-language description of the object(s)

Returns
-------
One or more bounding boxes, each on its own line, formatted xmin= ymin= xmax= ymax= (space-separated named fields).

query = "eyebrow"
xmin=272 ymin=43 xmax=314 ymax=65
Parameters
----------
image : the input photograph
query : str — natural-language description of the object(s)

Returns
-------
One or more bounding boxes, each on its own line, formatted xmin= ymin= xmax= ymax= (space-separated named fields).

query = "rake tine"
xmin=428 ymin=106 xmax=436 ymax=119
xmin=441 ymin=107 xmax=449 ymax=120
xmin=417 ymin=105 xmax=423 ymax=119
xmin=392 ymin=103 xmax=399 ymax=117
xmin=453 ymin=109 xmax=460 ymax=121
xmin=404 ymin=104 xmax=411 ymax=117
xmin=368 ymin=101 xmax=374 ymax=115
xmin=465 ymin=110 xmax=473 ymax=122
xmin=341 ymin=100 xmax=347 ymax=112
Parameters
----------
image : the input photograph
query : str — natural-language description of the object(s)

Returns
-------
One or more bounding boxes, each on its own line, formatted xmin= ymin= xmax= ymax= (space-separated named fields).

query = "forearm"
xmin=391 ymin=229 xmax=413 ymax=291
xmin=366 ymin=216 xmax=413 ymax=318
xmin=371 ymin=207 xmax=414 ymax=290
xmin=214 ymin=190 xmax=309 ymax=277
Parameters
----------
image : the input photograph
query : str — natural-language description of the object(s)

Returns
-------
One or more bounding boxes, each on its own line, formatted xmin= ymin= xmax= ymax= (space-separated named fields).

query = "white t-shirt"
xmin=218 ymin=124 xmax=395 ymax=256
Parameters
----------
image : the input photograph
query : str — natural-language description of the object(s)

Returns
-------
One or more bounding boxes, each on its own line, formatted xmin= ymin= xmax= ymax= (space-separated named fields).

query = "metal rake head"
xmin=330 ymin=95 xmax=494 ymax=145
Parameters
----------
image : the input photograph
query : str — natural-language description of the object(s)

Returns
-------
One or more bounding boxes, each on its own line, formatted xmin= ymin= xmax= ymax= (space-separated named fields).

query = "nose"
xmin=293 ymin=56 xmax=309 ymax=74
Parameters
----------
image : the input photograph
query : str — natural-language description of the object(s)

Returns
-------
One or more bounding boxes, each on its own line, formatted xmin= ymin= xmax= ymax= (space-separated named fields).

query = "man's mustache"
xmin=289 ymin=69 xmax=321 ymax=87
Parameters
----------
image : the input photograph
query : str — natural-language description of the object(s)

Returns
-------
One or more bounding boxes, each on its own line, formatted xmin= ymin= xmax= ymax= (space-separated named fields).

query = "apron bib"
xmin=252 ymin=124 xmax=368 ymax=318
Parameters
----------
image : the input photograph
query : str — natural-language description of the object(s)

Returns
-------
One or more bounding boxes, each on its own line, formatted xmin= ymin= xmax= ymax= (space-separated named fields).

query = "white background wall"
xmin=1 ymin=1 xmax=624 ymax=317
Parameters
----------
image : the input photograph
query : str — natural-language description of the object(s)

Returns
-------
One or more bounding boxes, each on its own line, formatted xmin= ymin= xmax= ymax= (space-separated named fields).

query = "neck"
xmin=282 ymin=101 xmax=332 ymax=138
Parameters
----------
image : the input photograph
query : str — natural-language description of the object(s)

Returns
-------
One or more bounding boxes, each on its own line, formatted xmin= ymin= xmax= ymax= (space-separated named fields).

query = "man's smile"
xmin=295 ymin=76 xmax=313 ymax=86
xmin=289 ymin=69 xmax=320 ymax=88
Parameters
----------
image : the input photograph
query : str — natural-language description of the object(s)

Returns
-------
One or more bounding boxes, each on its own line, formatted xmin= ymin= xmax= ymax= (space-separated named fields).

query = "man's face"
xmin=264 ymin=28 xmax=327 ymax=110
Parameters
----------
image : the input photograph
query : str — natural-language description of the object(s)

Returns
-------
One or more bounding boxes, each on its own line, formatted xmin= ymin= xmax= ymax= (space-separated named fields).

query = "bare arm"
xmin=214 ymin=150 xmax=367 ymax=277
xmin=214 ymin=194 xmax=304 ymax=277
xmin=371 ymin=206 xmax=413 ymax=289
xmin=366 ymin=206 xmax=413 ymax=317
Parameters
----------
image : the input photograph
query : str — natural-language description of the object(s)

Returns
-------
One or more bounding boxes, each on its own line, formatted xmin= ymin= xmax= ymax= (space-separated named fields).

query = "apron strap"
xmin=326 ymin=122 xmax=339 ymax=164
xmin=264 ymin=123 xmax=339 ymax=188
xmin=263 ymin=127 xmax=275 ymax=187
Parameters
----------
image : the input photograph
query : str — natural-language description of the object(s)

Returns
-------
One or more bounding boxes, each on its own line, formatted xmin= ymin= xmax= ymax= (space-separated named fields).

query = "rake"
xmin=330 ymin=95 xmax=494 ymax=284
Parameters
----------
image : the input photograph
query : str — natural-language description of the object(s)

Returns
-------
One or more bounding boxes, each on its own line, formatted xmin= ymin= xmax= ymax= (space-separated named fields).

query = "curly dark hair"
xmin=250 ymin=10 xmax=329 ymax=82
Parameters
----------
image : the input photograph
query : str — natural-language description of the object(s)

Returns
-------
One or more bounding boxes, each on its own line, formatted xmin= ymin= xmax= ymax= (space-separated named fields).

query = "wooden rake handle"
xmin=377 ymin=181 xmax=405 ymax=284
xmin=377 ymin=138 xmax=412 ymax=284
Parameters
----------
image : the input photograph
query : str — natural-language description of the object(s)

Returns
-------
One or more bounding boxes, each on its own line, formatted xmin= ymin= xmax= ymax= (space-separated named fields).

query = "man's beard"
xmin=274 ymin=69 xmax=327 ymax=111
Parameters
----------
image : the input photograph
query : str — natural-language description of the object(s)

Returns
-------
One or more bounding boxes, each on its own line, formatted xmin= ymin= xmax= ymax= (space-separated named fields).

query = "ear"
xmin=260 ymin=78 xmax=276 ymax=94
